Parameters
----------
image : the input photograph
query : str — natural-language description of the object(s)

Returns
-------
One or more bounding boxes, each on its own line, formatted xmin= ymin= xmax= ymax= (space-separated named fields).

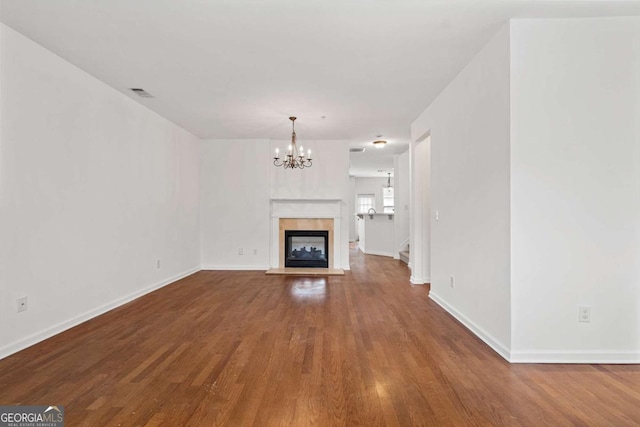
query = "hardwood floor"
xmin=1 ymin=247 xmax=639 ymax=426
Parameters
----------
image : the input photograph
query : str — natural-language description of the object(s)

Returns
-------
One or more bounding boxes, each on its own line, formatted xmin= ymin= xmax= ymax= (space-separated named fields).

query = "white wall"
xmin=0 ymin=24 xmax=201 ymax=358
xmin=409 ymin=138 xmax=431 ymax=284
xmin=510 ymin=17 xmax=640 ymax=362
xmin=360 ymin=215 xmax=395 ymax=257
xmin=393 ymin=150 xmax=410 ymax=257
xmin=351 ymin=159 xmax=408 ymax=257
xmin=411 ymin=17 xmax=640 ymax=363
xmin=352 ymin=176 xmax=394 ymax=243
xmin=201 ymin=138 xmax=350 ymax=270
xmin=200 ymin=140 xmax=271 ymax=269
xmin=411 ymin=24 xmax=512 ymax=357
xmin=273 ymin=139 xmax=350 ymax=270
xmin=348 ymin=176 xmax=356 ymax=241
xmin=353 ymin=177 xmax=393 ymax=214
xmin=271 ymin=140 xmax=349 ymax=202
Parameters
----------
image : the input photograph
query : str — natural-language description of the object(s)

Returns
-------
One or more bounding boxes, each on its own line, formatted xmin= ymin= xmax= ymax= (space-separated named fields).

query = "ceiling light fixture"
xmin=373 ymin=140 xmax=387 ymax=148
xmin=129 ymin=88 xmax=154 ymax=98
xmin=273 ymin=117 xmax=312 ymax=169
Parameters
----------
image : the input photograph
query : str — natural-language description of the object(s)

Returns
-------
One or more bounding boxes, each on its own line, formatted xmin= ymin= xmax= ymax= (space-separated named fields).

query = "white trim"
xmin=0 ymin=266 xmax=200 ymax=361
xmin=410 ymin=275 xmax=429 ymax=285
xmin=415 ymin=130 xmax=431 ymax=143
xmin=270 ymin=198 xmax=342 ymax=202
xmin=430 ymin=292 xmax=639 ymax=364
xmin=397 ymin=237 xmax=410 ymax=252
xmin=363 ymin=250 xmax=395 ymax=258
xmin=510 ymin=350 xmax=640 ymax=364
xmin=429 ymin=291 xmax=511 ymax=361
xmin=201 ymin=265 xmax=271 ymax=271
xmin=270 ymin=199 xmax=342 ymax=219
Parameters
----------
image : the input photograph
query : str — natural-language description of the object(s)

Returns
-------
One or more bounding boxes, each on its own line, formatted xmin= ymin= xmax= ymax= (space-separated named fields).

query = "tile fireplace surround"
xmin=270 ymin=199 xmax=345 ymax=270
xmin=279 ymin=218 xmax=334 ymax=268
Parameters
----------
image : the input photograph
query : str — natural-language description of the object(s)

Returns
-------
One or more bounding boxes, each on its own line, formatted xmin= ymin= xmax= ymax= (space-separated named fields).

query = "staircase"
xmin=399 ymin=244 xmax=410 ymax=265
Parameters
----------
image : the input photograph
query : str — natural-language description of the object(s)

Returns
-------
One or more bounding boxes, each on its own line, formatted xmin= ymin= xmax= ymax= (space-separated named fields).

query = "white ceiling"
xmin=3 ymin=0 xmax=640 ymax=176
xmin=349 ymin=144 xmax=407 ymax=178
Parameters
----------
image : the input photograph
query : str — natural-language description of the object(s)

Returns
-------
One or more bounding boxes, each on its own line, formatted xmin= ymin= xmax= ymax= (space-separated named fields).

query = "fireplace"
xmin=274 ymin=215 xmax=336 ymax=270
xmin=284 ymin=230 xmax=329 ymax=268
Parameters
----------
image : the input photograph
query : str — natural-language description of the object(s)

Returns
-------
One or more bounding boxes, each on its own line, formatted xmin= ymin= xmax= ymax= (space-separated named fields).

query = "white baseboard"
xmin=398 ymin=237 xmax=410 ymax=251
xmin=510 ymin=350 xmax=640 ymax=364
xmin=201 ymin=265 xmax=271 ymax=271
xmin=202 ymin=264 xmax=350 ymax=271
xmin=363 ymin=250 xmax=394 ymax=257
xmin=0 ymin=266 xmax=200 ymax=361
xmin=429 ymin=291 xmax=511 ymax=361
xmin=410 ymin=275 xmax=429 ymax=285
xmin=428 ymin=293 xmax=640 ymax=364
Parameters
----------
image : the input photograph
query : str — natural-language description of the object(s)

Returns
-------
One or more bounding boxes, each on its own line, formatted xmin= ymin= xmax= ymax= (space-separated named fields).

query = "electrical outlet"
xmin=156 ymin=259 xmax=161 ymax=269
xmin=578 ymin=306 xmax=591 ymax=323
xmin=435 ymin=210 xmax=440 ymax=221
xmin=450 ymin=275 xmax=455 ymax=288
xmin=17 ymin=296 xmax=27 ymax=312
xmin=238 ymin=248 xmax=243 ymax=255
xmin=253 ymin=249 xmax=258 ymax=255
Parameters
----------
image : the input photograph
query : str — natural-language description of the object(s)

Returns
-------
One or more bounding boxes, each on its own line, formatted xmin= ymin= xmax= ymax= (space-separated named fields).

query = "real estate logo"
xmin=0 ymin=406 xmax=64 ymax=427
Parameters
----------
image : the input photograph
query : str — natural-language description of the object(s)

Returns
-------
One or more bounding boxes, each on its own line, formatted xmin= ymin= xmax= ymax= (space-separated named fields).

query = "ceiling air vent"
xmin=129 ymin=88 xmax=154 ymax=98
xmin=350 ymin=147 xmax=366 ymax=153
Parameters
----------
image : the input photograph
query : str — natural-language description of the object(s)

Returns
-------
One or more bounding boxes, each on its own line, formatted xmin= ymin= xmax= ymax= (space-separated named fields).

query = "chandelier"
xmin=273 ymin=117 xmax=312 ymax=169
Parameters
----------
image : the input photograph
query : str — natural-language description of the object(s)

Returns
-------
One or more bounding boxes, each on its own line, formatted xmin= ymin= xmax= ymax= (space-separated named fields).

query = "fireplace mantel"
xmin=270 ymin=198 xmax=341 ymax=219
xmin=270 ymin=198 xmax=342 ymax=202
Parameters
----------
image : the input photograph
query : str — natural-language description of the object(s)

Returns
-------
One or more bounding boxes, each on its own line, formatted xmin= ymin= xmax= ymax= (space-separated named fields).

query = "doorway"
xmin=410 ymin=134 xmax=431 ymax=284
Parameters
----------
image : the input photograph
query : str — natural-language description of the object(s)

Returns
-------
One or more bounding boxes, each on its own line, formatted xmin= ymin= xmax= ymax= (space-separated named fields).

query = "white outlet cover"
xmin=17 ymin=297 xmax=27 ymax=312
xmin=578 ymin=306 xmax=591 ymax=322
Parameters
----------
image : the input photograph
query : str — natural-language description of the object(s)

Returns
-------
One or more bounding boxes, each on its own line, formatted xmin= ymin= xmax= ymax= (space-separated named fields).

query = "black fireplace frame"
xmin=284 ymin=230 xmax=329 ymax=268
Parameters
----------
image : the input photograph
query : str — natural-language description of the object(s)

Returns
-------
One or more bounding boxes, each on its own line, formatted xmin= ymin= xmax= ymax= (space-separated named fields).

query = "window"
xmin=383 ymin=187 xmax=394 ymax=213
xmin=357 ymin=194 xmax=375 ymax=214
